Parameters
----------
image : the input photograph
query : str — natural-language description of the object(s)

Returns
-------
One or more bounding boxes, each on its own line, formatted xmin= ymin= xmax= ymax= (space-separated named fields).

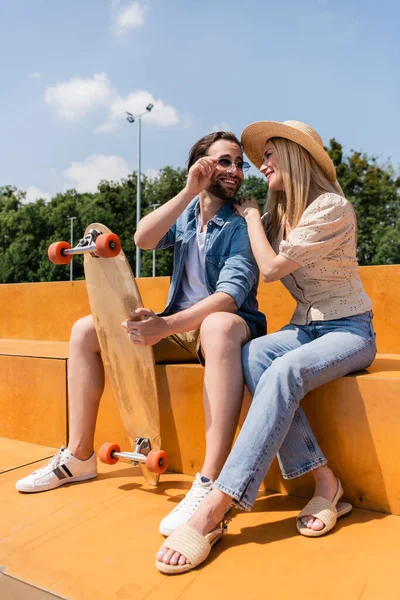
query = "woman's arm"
xmin=235 ymin=203 xmax=300 ymax=282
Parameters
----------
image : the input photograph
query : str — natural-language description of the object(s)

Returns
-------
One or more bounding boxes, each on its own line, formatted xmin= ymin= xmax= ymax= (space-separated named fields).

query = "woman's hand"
xmin=233 ymin=197 xmax=261 ymax=220
xmin=185 ymin=157 xmax=217 ymax=198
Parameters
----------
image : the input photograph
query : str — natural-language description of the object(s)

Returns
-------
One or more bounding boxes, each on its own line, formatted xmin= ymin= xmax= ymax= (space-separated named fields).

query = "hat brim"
xmin=241 ymin=121 xmax=336 ymax=183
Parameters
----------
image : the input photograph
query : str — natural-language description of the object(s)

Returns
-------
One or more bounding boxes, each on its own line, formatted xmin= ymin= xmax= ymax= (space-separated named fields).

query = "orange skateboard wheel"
xmin=98 ymin=442 xmax=120 ymax=465
xmin=48 ymin=241 xmax=72 ymax=264
xmin=95 ymin=232 xmax=121 ymax=258
xmin=146 ymin=450 xmax=168 ymax=474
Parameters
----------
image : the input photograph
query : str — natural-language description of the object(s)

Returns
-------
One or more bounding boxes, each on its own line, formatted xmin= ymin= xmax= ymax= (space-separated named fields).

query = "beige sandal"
xmin=156 ymin=518 xmax=230 ymax=575
xmin=296 ymin=478 xmax=352 ymax=538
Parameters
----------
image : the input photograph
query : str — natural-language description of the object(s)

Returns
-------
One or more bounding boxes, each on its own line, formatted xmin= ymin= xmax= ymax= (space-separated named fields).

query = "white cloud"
xmin=144 ymin=168 xmax=159 ymax=179
xmin=94 ymin=121 xmax=120 ymax=134
xmin=64 ymin=154 xmax=131 ymax=193
xmin=211 ymin=122 xmax=232 ymax=133
xmin=29 ymin=72 xmax=41 ymax=81
xmin=106 ymin=90 xmax=179 ymax=130
xmin=24 ymin=186 xmax=51 ymax=204
xmin=44 ymin=72 xmax=179 ymax=132
xmin=45 ymin=73 xmax=113 ymax=121
xmin=116 ymin=1 xmax=149 ymax=34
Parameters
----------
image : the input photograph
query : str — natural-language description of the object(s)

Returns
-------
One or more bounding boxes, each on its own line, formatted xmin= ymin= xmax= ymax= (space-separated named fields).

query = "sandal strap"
xmin=163 ymin=524 xmax=217 ymax=565
xmin=297 ymin=496 xmax=338 ymax=531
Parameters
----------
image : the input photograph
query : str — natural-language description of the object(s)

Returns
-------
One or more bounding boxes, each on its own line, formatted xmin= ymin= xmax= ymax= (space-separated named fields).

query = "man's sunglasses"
xmin=217 ymin=158 xmax=251 ymax=172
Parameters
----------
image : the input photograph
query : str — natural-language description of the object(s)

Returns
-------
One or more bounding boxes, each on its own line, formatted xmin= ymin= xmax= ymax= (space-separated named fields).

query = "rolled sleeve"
xmin=154 ymin=222 xmax=177 ymax=250
xmin=279 ymin=194 xmax=355 ymax=266
xmin=215 ymin=223 xmax=258 ymax=309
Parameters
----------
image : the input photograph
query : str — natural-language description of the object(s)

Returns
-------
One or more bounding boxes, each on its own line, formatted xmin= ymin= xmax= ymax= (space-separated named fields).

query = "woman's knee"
xmin=70 ymin=315 xmax=100 ymax=353
xmin=242 ymin=335 xmax=279 ymax=370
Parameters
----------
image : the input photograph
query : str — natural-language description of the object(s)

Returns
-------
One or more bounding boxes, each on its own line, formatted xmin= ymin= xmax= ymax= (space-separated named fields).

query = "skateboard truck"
xmin=99 ymin=439 xmax=168 ymax=475
xmin=48 ymin=228 xmax=122 ymax=264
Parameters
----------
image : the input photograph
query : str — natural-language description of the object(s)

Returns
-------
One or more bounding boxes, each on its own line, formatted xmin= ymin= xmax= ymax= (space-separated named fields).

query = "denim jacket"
xmin=156 ymin=197 xmax=266 ymax=338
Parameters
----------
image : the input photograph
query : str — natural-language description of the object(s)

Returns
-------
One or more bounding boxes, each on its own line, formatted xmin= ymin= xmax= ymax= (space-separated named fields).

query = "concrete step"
xmin=2 ymin=352 xmax=400 ymax=515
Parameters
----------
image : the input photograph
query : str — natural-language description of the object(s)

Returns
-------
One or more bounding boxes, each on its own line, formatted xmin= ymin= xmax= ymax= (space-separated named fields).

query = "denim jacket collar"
xmin=190 ymin=196 xmax=235 ymax=228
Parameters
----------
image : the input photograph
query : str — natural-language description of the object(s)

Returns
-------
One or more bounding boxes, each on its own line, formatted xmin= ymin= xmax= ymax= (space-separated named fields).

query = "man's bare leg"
xmin=199 ymin=312 xmax=249 ymax=481
xmin=15 ymin=315 xmax=103 ymax=492
xmin=158 ymin=311 xmax=249 ymax=535
xmin=67 ymin=315 xmax=104 ymax=460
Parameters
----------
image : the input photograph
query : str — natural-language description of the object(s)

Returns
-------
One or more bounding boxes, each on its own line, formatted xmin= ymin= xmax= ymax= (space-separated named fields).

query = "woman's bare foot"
xmin=301 ymin=465 xmax=341 ymax=531
xmin=156 ymin=489 xmax=231 ymax=567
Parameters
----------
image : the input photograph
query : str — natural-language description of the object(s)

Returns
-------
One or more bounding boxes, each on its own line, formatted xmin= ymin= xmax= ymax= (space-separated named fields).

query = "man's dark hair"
xmin=187 ymin=131 xmax=242 ymax=171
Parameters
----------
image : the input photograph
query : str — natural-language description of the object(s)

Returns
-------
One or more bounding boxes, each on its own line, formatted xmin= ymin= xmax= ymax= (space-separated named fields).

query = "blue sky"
xmin=1 ymin=0 xmax=399 ymax=202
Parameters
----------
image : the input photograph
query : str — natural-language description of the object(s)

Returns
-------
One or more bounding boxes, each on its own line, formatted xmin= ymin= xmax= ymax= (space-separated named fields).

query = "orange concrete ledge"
xmin=1 ymin=266 xmax=400 ymax=518
xmin=0 ymin=265 xmax=399 ymax=352
xmin=88 ymin=356 xmax=400 ymax=516
xmin=0 ymin=356 xmax=67 ymax=448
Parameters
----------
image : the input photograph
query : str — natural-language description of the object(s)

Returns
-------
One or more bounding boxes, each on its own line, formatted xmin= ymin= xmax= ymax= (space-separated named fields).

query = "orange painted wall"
xmin=0 ymin=265 xmax=398 ymax=352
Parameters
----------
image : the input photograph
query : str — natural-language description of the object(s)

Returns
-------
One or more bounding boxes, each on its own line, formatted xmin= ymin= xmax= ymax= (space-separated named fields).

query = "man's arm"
xmin=134 ymin=156 xmax=218 ymax=250
xmin=164 ymin=291 xmax=236 ymax=333
xmin=134 ymin=187 xmax=194 ymax=250
xmin=123 ymin=292 xmax=236 ymax=347
xmin=123 ymin=221 xmax=258 ymax=346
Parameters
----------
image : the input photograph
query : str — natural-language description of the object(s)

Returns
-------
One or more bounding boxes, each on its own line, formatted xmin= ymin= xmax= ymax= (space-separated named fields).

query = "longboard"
xmin=48 ymin=223 xmax=167 ymax=485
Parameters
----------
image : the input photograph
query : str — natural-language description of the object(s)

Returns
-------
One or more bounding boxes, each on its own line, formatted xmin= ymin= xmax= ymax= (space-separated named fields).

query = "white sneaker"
xmin=16 ymin=447 xmax=97 ymax=493
xmin=159 ymin=473 xmax=214 ymax=536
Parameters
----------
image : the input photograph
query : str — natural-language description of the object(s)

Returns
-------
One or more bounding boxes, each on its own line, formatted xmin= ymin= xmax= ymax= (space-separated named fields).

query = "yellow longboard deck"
xmin=84 ymin=223 xmax=161 ymax=485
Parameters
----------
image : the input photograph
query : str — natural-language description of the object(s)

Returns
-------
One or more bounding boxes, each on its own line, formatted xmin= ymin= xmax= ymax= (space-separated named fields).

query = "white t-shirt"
xmin=176 ymin=217 xmax=209 ymax=310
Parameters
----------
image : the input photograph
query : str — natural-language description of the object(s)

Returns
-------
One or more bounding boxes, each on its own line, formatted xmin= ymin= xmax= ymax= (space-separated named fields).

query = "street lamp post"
xmin=149 ymin=203 xmax=160 ymax=277
xmin=126 ymin=103 xmax=154 ymax=278
xmin=67 ymin=216 xmax=76 ymax=281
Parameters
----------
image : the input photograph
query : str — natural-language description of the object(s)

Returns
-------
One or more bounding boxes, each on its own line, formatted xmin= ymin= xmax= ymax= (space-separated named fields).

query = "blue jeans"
xmin=214 ymin=312 xmax=377 ymax=510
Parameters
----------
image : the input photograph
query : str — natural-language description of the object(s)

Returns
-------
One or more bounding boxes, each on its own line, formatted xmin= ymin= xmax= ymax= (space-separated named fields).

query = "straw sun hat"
xmin=241 ymin=120 xmax=336 ymax=183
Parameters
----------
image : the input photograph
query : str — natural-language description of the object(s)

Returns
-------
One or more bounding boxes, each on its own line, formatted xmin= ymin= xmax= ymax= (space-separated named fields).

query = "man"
xmin=16 ymin=131 xmax=266 ymax=536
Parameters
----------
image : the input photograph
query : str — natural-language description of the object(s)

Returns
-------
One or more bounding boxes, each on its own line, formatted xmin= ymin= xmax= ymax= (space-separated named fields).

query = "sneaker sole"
xmin=16 ymin=472 xmax=98 ymax=493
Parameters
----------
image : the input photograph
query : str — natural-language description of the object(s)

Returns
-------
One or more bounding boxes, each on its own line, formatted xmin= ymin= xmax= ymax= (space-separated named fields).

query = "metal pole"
xmin=68 ymin=216 xmax=76 ymax=281
xmin=127 ymin=105 xmax=153 ymax=278
xmin=136 ymin=115 xmax=142 ymax=278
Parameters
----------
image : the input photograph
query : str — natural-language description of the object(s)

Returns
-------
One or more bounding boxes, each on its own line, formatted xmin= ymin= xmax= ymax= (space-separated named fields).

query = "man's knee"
xmin=70 ymin=315 xmax=100 ymax=352
xmin=200 ymin=312 xmax=246 ymax=353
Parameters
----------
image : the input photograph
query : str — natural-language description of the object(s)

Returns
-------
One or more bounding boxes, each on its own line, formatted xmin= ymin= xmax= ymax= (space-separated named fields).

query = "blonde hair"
xmin=264 ymin=137 xmax=342 ymax=242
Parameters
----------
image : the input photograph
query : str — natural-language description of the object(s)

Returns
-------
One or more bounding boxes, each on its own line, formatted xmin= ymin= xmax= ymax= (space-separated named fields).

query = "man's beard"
xmin=207 ymin=179 xmax=240 ymax=200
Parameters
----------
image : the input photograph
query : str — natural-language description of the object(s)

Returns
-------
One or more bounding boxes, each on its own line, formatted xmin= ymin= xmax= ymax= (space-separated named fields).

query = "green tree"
xmin=237 ymin=174 xmax=268 ymax=207
xmin=327 ymin=140 xmax=400 ymax=265
xmin=1 ymin=148 xmax=400 ymax=284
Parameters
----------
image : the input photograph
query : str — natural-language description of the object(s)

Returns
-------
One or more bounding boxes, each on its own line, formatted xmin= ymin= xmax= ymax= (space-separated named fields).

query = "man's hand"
xmin=185 ymin=157 xmax=217 ymax=198
xmin=122 ymin=308 xmax=171 ymax=347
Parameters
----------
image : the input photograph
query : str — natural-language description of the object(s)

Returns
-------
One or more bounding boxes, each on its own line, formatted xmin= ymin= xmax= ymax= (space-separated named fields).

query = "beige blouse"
xmin=271 ymin=193 xmax=372 ymax=325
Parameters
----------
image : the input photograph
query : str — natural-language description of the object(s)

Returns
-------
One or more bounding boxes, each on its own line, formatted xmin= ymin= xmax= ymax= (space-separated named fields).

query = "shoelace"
xmin=172 ymin=479 xmax=212 ymax=513
xmin=32 ymin=448 xmax=66 ymax=477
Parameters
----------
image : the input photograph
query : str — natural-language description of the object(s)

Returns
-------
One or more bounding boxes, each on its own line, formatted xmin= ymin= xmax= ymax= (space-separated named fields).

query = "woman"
xmin=155 ymin=120 xmax=376 ymax=574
